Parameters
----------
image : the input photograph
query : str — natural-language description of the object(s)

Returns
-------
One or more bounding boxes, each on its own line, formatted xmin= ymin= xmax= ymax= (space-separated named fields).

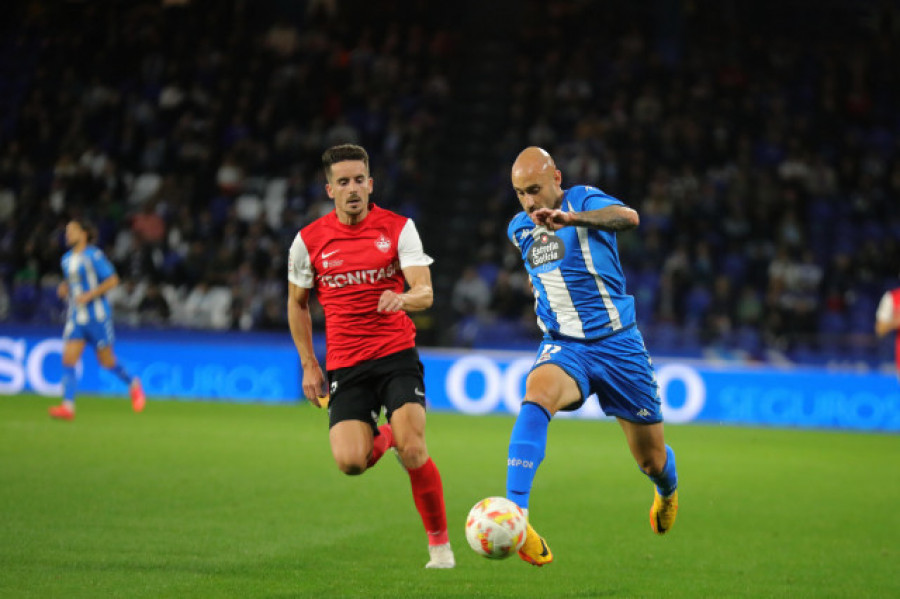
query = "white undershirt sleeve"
xmin=398 ymin=219 xmax=434 ymax=268
xmin=287 ymin=232 xmax=315 ymax=288
xmin=876 ymin=292 xmax=894 ymax=323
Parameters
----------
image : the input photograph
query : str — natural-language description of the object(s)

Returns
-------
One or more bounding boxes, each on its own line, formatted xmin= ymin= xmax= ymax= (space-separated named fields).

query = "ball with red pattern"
xmin=464 ymin=496 xmax=528 ymax=559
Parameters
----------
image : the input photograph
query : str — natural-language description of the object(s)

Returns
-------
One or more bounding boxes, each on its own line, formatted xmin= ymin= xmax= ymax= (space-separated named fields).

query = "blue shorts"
xmin=63 ymin=318 xmax=115 ymax=349
xmin=531 ymin=325 xmax=662 ymax=424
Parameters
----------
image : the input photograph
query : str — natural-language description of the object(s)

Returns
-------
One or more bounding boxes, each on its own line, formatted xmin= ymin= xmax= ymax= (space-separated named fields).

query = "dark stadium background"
xmin=0 ymin=0 xmax=897 ymax=369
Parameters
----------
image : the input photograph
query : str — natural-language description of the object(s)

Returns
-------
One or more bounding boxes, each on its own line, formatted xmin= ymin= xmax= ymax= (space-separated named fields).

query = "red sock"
xmin=367 ymin=424 xmax=395 ymax=468
xmin=407 ymin=457 xmax=449 ymax=545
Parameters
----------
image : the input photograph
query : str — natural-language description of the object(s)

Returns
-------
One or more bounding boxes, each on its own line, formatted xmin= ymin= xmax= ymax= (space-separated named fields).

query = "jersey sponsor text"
xmin=318 ymin=261 xmax=399 ymax=288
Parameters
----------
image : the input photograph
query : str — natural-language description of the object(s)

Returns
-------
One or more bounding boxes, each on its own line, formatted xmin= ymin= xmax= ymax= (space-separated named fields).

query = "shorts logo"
xmin=636 ymin=408 xmax=651 ymax=417
xmin=331 ymin=381 xmax=338 ymax=394
xmin=414 ymin=387 xmax=425 ymax=397
xmin=535 ymin=343 xmax=561 ymax=365
xmin=375 ymin=234 xmax=392 ymax=253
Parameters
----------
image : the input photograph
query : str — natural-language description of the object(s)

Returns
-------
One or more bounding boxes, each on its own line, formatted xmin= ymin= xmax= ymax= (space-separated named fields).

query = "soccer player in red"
xmin=286 ymin=144 xmax=454 ymax=568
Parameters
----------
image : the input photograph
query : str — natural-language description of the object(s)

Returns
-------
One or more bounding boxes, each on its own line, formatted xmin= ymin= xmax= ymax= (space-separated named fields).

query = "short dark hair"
xmin=322 ymin=144 xmax=369 ymax=179
xmin=70 ymin=217 xmax=97 ymax=243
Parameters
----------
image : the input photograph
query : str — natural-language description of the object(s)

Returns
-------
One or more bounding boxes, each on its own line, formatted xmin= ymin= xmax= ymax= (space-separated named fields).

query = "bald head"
xmin=511 ymin=146 xmax=556 ymax=180
xmin=511 ymin=146 xmax=563 ymax=214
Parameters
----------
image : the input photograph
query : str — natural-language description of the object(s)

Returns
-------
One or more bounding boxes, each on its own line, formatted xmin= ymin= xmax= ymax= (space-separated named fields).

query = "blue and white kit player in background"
xmin=48 ymin=219 xmax=145 ymax=421
xmin=504 ymin=147 xmax=679 ymax=566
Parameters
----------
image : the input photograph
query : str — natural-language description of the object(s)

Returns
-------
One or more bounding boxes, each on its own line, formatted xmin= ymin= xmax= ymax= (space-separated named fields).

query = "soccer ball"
xmin=464 ymin=496 xmax=528 ymax=559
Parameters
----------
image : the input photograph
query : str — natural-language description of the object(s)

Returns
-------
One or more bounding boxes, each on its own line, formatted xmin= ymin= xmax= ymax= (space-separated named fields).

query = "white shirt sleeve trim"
xmin=287 ymin=232 xmax=315 ymax=288
xmin=876 ymin=292 xmax=894 ymax=323
xmin=398 ymin=219 xmax=434 ymax=268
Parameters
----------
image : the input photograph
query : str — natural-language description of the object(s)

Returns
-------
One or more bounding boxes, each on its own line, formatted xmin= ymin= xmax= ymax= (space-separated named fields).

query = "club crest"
xmin=375 ymin=234 xmax=392 ymax=253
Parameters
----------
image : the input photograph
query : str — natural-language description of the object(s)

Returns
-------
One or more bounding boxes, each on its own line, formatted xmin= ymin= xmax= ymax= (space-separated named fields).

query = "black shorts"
xmin=326 ymin=347 xmax=426 ymax=432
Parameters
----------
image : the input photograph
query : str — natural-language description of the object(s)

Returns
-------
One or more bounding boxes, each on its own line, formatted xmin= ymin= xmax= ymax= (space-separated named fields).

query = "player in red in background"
xmin=286 ymin=144 xmax=454 ymax=568
xmin=875 ymin=284 xmax=900 ymax=377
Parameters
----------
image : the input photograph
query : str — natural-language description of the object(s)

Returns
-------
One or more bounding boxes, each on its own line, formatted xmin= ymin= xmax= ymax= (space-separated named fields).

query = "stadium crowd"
xmin=0 ymin=0 xmax=455 ymax=334
xmin=0 ymin=0 xmax=898 ymax=365
xmin=450 ymin=0 xmax=900 ymax=363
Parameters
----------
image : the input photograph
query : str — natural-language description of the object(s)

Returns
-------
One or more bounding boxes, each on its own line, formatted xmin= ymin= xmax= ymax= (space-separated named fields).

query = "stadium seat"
xmin=818 ymin=311 xmax=848 ymax=336
xmin=683 ymin=285 xmax=712 ymax=328
xmin=646 ymin=322 xmax=681 ymax=355
xmin=733 ymin=326 xmax=763 ymax=356
xmin=10 ymin=283 xmax=37 ymax=321
xmin=847 ymin=295 xmax=876 ymax=334
xmin=679 ymin=325 xmax=703 ymax=355
xmin=788 ymin=343 xmax=823 ymax=365
xmin=37 ymin=284 xmax=64 ymax=323
xmin=719 ymin=252 xmax=747 ymax=282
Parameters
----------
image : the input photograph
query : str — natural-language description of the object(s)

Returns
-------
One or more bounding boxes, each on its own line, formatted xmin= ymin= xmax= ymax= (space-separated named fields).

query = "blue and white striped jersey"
xmin=507 ymin=185 xmax=636 ymax=340
xmin=61 ymin=245 xmax=116 ymax=325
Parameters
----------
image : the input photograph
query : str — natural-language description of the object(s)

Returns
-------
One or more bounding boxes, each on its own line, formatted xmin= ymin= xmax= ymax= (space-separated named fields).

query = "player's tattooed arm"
xmin=569 ymin=205 xmax=639 ymax=231
xmin=531 ymin=205 xmax=638 ymax=232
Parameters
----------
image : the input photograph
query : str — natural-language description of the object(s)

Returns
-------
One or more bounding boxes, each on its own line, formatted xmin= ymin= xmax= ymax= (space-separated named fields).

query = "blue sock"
xmin=506 ymin=401 xmax=551 ymax=510
xmin=107 ymin=363 xmax=133 ymax=385
xmin=648 ymin=445 xmax=678 ymax=497
xmin=62 ymin=365 xmax=76 ymax=402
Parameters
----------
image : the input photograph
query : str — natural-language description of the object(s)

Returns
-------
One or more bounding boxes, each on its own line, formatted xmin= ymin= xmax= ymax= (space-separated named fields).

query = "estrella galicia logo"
xmin=527 ymin=231 xmax=566 ymax=273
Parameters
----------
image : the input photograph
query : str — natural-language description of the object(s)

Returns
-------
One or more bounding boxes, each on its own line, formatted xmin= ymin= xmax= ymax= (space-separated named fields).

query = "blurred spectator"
xmin=181 ymin=280 xmax=232 ymax=330
xmin=488 ymin=270 xmax=532 ymax=322
xmin=702 ymin=276 xmax=735 ymax=346
xmin=735 ymin=285 xmax=764 ymax=329
xmin=0 ymin=279 xmax=9 ymax=320
xmin=257 ymin=297 xmax=288 ymax=331
xmin=131 ymin=202 xmax=166 ymax=245
xmin=108 ymin=278 xmax=144 ymax=327
xmin=451 ymin=266 xmax=491 ymax=318
xmin=264 ymin=19 xmax=300 ymax=58
xmin=137 ymin=283 xmax=171 ymax=327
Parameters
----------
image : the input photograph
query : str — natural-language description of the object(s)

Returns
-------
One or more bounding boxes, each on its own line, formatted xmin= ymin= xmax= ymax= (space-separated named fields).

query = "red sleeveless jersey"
xmin=288 ymin=204 xmax=433 ymax=370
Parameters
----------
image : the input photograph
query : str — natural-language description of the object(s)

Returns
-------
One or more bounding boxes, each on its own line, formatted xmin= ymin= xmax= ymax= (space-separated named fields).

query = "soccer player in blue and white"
xmin=48 ymin=219 xmax=145 ymax=420
xmin=505 ymin=147 xmax=679 ymax=566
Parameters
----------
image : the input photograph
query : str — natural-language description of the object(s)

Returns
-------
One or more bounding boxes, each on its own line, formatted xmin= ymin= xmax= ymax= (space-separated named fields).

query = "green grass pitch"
xmin=1 ymin=394 xmax=897 ymax=598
